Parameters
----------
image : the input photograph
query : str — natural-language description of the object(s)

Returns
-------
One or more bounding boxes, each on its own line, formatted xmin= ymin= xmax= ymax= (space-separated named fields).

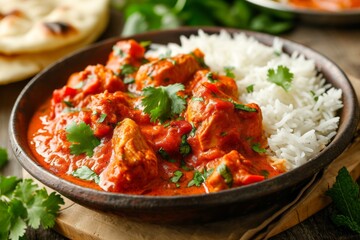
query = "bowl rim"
xmin=9 ymin=26 xmax=360 ymax=210
xmin=245 ymin=0 xmax=360 ymax=15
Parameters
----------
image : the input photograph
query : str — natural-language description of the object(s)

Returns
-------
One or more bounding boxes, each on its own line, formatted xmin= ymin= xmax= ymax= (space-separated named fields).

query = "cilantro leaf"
xmin=187 ymin=168 xmax=214 ymax=187
xmin=0 ymin=176 xmax=64 ymax=240
xmin=233 ymin=103 xmax=257 ymax=112
xmin=170 ymin=170 xmax=183 ymax=184
xmin=246 ymin=84 xmax=254 ymax=93
xmin=217 ymin=163 xmax=233 ymax=187
xmin=98 ymin=113 xmax=107 ymax=123
xmin=326 ymin=167 xmax=360 ymax=234
xmin=0 ymin=147 xmax=8 ymax=169
xmin=141 ymin=83 xmax=186 ymax=123
xmin=179 ymin=135 xmax=191 ymax=156
xmin=66 ymin=121 xmax=100 ymax=157
xmin=267 ymin=65 xmax=294 ymax=91
xmin=251 ymin=143 xmax=267 ymax=153
xmin=224 ymin=66 xmax=235 ymax=78
xmin=72 ymin=166 xmax=100 ymax=184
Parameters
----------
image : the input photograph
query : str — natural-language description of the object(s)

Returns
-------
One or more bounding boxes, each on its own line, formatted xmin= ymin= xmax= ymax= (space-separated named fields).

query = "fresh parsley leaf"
xmin=179 ymin=135 xmax=191 ymax=156
xmin=98 ymin=113 xmax=107 ymax=123
xmin=66 ymin=121 xmax=100 ymax=157
xmin=170 ymin=170 xmax=183 ymax=185
xmin=0 ymin=147 xmax=8 ymax=169
xmin=246 ymin=84 xmax=254 ymax=93
xmin=224 ymin=66 xmax=235 ymax=78
xmin=63 ymin=100 xmax=74 ymax=108
xmin=217 ymin=163 xmax=233 ymax=187
xmin=326 ymin=167 xmax=360 ymax=234
xmin=141 ymin=83 xmax=186 ymax=123
xmin=252 ymin=143 xmax=266 ymax=153
xmin=187 ymin=168 xmax=214 ymax=187
xmin=233 ymin=102 xmax=257 ymax=112
xmin=267 ymin=65 xmax=294 ymax=92
xmin=0 ymin=176 xmax=64 ymax=240
xmin=72 ymin=166 xmax=100 ymax=184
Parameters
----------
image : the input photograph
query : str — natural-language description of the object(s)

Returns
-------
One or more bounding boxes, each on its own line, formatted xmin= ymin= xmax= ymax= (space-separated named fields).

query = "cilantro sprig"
xmin=72 ymin=166 xmax=100 ymax=184
xmin=0 ymin=176 xmax=64 ymax=240
xmin=188 ymin=168 xmax=214 ymax=187
xmin=141 ymin=83 xmax=186 ymax=123
xmin=66 ymin=122 xmax=101 ymax=157
xmin=326 ymin=167 xmax=360 ymax=234
xmin=267 ymin=65 xmax=294 ymax=92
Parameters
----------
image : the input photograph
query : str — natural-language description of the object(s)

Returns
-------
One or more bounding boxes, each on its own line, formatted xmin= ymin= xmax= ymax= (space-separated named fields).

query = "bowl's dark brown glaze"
xmin=9 ymin=27 xmax=359 ymax=223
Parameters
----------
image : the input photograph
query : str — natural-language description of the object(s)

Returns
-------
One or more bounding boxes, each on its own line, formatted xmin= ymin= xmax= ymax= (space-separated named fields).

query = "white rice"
xmin=148 ymin=30 xmax=343 ymax=170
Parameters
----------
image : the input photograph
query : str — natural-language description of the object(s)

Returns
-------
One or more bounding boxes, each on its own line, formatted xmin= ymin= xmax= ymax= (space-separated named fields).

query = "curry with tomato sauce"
xmin=28 ymin=39 xmax=284 ymax=196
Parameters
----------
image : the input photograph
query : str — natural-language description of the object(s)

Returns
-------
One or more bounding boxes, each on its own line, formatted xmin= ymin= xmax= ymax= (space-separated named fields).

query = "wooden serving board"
xmin=23 ymin=76 xmax=360 ymax=240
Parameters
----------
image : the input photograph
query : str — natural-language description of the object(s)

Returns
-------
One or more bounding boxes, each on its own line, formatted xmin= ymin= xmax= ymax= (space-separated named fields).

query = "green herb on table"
xmin=115 ymin=0 xmax=294 ymax=36
xmin=72 ymin=166 xmax=100 ymax=184
xmin=141 ymin=83 xmax=186 ymax=123
xmin=0 ymin=147 xmax=8 ymax=169
xmin=0 ymin=176 xmax=64 ymax=240
xmin=267 ymin=65 xmax=294 ymax=92
xmin=66 ymin=121 xmax=101 ymax=157
xmin=326 ymin=167 xmax=360 ymax=234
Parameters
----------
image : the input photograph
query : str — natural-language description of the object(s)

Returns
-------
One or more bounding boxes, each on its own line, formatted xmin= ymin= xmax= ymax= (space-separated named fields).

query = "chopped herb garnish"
xmin=124 ymin=77 xmax=135 ymax=84
xmin=206 ymin=72 xmax=216 ymax=83
xmin=120 ymin=64 xmax=138 ymax=75
xmin=140 ymin=40 xmax=151 ymax=48
xmin=72 ymin=166 xmax=100 ymax=184
xmin=192 ymin=97 xmax=204 ymax=102
xmin=310 ymin=90 xmax=319 ymax=101
xmin=179 ymin=135 xmax=191 ymax=156
xmin=189 ymin=123 xmax=196 ymax=137
xmin=233 ymin=102 xmax=257 ymax=112
xmin=113 ymin=45 xmax=124 ymax=57
xmin=0 ymin=176 xmax=64 ymax=240
xmin=260 ymin=170 xmax=269 ymax=179
xmin=187 ymin=168 xmax=214 ymax=187
xmin=66 ymin=121 xmax=100 ymax=157
xmin=98 ymin=113 xmax=107 ymax=123
xmin=141 ymin=83 xmax=186 ymax=123
xmin=251 ymin=143 xmax=266 ymax=153
xmin=267 ymin=65 xmax=294 ymax=92
xmin=246 ymin=84 xmax=254 ymax=93
xmin=217 ymin=163 xmax=233 ymax=187
xmin=326 ymin=167 xmax=360 ymax=234
xmin=220 ymin=131 xmax=227 ymax=137
xmin=170 ymin=170 xmax=183 ymax=187
xmin=190 ymin=52 xmax=207 ymax=68
xmin=224 ymin=66 xmax=235 ymax=78
xmin=158 ymin=148 xmax=176 ymax=162
xmin=63 ymin=100 xmax=74 ymax=108
xmin=0 ymin=147 xmax=8 ymax=169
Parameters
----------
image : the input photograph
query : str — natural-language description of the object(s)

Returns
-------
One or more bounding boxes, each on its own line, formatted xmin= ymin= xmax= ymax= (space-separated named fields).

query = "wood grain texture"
xmin=1 ymin=23 xmax=360 ymax=239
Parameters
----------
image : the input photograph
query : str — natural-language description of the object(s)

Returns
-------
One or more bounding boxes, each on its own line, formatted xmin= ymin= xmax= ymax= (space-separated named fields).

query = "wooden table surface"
xmin=1 ymin=17 xmax=360 ymax=240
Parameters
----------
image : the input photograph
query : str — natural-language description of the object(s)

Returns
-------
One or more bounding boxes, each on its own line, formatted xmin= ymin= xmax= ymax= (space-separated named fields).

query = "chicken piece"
xmin=186 ymin=78 xmax=265 ymax=167
xmin=105 ymin=39 xmax=146 ymax=77
xmin=186 ymin=69 xmax=239 ymax=99
xmin=205 ymin=150 xmax=265 ymax=192
xmin=99 ymin=118 xmax=158 ymax=192
xmin=135 ymin=49 xmax=205 ymax=90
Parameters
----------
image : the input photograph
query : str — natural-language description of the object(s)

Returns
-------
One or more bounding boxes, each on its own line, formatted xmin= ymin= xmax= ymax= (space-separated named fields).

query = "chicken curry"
xmin=28 ymin=39 xmax=284 ymax=195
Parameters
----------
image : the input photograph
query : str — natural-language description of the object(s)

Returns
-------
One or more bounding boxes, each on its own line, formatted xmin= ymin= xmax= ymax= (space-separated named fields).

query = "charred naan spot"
xmin=0 ymin=10 xmax=23 ymax=20
xmin=43 ymin=22 xmax=75 ymax=36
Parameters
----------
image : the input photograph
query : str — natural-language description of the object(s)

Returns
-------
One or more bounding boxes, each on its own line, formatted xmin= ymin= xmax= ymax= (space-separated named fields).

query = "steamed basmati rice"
xmin=148 ymin=30 xmax=343 ymax=170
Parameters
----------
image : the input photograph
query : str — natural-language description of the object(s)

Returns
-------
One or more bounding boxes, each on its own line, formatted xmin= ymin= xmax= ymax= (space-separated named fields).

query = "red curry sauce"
xmin=28 ymin=39 xmax=284 ymax=196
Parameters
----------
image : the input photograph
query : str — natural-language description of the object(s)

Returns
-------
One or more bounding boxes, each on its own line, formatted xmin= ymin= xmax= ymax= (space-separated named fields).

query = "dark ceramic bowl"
xmin=9 ymin=27 xmax=359 ymax=223
xmin=246 ymin=0 xmax=360 ymax=26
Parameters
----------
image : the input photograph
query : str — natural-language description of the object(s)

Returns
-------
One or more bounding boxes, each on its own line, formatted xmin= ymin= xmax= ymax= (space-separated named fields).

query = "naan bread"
xmin=0 ymin=7 xmax=109 ymax=85
xmin=0 ymin=0 xmax=109 ymax=55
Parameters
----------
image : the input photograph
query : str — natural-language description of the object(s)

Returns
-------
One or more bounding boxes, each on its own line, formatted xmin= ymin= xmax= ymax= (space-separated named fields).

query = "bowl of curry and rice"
xmin=10 ymin=27 xmax=359 ymax=223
